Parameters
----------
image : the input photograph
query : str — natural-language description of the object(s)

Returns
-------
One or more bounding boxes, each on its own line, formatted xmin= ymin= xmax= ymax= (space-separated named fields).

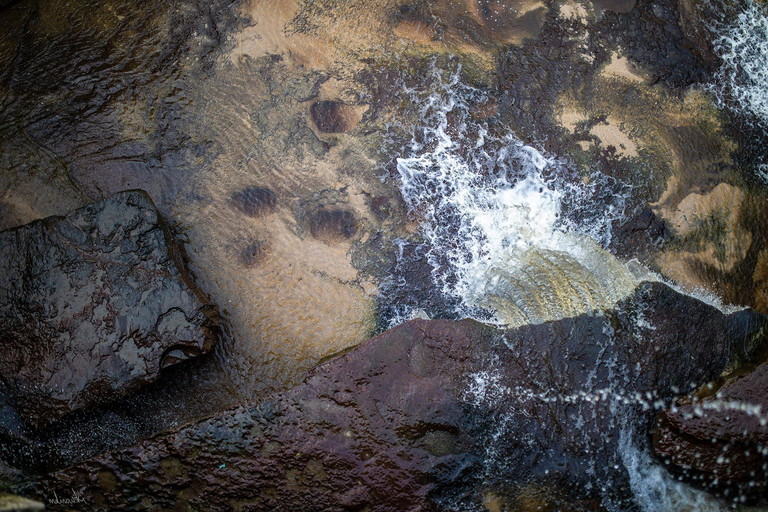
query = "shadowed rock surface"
xmin=654 ymin=358 xmax=768 ymax=502
xmin=0 ymin=190 xmax=219 ymax=429
xmin=24 ymin=282 xmax=768 ymax=511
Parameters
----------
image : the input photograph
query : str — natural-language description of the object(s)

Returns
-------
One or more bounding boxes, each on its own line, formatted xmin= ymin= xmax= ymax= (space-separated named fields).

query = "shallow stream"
xmin=2 ymin=0 xmax=768 ymax=509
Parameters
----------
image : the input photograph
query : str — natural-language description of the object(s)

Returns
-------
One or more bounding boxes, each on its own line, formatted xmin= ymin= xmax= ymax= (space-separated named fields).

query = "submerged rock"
xmin=230 ymin=186 xmax=278 ymax=218
xmin=26 ymin=282 xmax=768 ymax=511
xmin=0 ymin=493 xmax=44 ymax=512
xmin=308 ymin=208 xmax=358 ymax=242
xmin=310 ymin=101 xmax=360 ymax=133
xmin=0 ymin=190 xmax=218 ymax=429
xmin=654 ymin=359 xmax=768 ymax=501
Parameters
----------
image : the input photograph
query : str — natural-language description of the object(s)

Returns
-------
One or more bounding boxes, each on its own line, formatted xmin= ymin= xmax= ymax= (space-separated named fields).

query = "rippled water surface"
xmin=2 ymin=0 xmax=768 ymax=509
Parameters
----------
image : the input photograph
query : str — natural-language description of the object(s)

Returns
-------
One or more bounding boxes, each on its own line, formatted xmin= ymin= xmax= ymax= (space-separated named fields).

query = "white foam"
xmin=395 ymin=71 xmax=639 ymax=326
xmin=619 ymin=428 xmax=730 ymax=512
xmin=712 ymin=1 xmax=768 ymax=123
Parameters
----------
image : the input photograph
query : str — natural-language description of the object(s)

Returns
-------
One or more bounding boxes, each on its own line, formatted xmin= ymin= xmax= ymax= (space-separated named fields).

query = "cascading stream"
xmin=392 ymin=68 xmax=761 ymax=512
xmin=394 ymin=71 xmax=640 ymax=328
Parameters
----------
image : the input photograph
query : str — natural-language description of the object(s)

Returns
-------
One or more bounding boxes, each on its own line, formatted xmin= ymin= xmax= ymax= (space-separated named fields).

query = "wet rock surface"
xmin=24 ymin=282 xmax=768 ymax=511
xmin=594 ymin=0 xmax=716 ymax=88
xmin=654 ymin=359 xmax=768 ymax=502
xmin=0 ymin=190 xmax=218 ymax=429
xmin=2 ymin=0 xmax=768 ymax=508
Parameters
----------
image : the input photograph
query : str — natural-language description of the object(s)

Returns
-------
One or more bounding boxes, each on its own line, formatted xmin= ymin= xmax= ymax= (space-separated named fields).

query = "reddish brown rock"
xmin=654 ymin=360 xmax=768 ymax=500
xmin=0 ymin=190 xmax=219 ymax=429
xmin=21 ymin=282 xmax=768 ymax=511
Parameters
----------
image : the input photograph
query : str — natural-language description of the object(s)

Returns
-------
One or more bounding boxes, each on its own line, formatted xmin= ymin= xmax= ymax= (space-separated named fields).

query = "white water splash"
xmin=711 ymin=0 xmax=768 ymax=123
xmin=619 ymin=428 xmax=729 ymax=512
xmin=395 ymin=72 xmax=640 ymax=327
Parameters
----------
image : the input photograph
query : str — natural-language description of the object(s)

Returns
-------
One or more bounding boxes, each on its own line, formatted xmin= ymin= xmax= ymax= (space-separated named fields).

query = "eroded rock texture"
xmin=0 ymin=190 xmax=218 ymax=428
xmin=27 ymin=282 xmax=768 ymax=511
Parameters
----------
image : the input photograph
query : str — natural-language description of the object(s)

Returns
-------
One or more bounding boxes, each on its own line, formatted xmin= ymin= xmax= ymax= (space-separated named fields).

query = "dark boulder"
xmin=0 ymin=190 xmax=218 ymax=429
xmin=654 ymin=359 xmax=768 ymax=501
xmin=23 ymin=282 xmax=768 ymax=511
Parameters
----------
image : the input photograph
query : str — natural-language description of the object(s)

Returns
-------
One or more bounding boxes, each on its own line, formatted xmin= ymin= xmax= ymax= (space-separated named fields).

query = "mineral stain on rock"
xmin=309 ymin=208 xmax=358 ymax=242
xmin=230 ymin=186 xmax=278 ymax=218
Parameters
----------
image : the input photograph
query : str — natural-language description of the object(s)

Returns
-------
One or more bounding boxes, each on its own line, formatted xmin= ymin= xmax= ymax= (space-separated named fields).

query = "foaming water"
xmin=619 ymin=428 xmax=728 ymax=512
xmin=709 ymin=0 xmax=768 ymax=182
xmin=393 ymin=68 xmax=761 ymax=511
xmin=465 ymin=364 xmax=768 ymax=511
xmin=395 ymin=70 xmax=639 ymax=327
xmin=711 ymin=0 xmax=768 ymax=123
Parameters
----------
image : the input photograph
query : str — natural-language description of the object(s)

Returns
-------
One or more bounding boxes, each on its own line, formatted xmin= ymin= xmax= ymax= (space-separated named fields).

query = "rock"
xmin=24 ymin=282 xmax=768 ymax=511
xmin=308 ymin=208 xmax=358 ymax=242
xmin=676 ymin=0 xmax=724 ymax=65
xmin=0 ymin=493 xmax=44 ymax=512
xmin=612 ymin=209 xmax=671 ymax=259
xmin=654 ymin=359 xmax=768 ymax=501
xmin=229 ymin=187 xmax=277 ymax=218
xmin=310 ymin=101 xmax=360 ymax=133
xmin=0 ymin=190 xmax=218 ymax=429
xmin=475 ymin=0 xmax=548 ymax=43
xmin=595 ymin=0 xmax=716 ymax=88
xmin=369 ymin=196 xmax=391 ymax=220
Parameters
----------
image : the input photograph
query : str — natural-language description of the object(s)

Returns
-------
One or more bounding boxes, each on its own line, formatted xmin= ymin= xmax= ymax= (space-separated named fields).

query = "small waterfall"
xmin=395 ymin=70 xmax=639 ymax=327
xmin=619 ymin=428 xmax=729 ymax=512
xmin=392 ymin=67 xmax=761 ymax=511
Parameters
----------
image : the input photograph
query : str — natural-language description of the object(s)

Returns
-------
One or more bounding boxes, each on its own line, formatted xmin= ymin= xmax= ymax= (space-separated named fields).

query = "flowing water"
xmin=393 ymin=69 xmax=641 ymax=328
xmin=389 ymin=66 xmax=764 ymax=511
xmin=709 ymin=0 xmax=768 ymax=183
xmin=2 ymin=0 xmax=768 ymax=509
